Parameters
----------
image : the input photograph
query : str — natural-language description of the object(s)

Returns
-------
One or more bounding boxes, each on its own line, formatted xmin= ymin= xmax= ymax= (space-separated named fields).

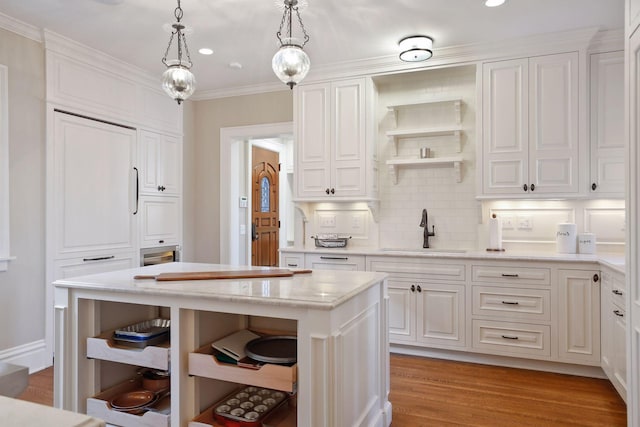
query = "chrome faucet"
xmin=420 ymin=209 xmax=435 ymax=248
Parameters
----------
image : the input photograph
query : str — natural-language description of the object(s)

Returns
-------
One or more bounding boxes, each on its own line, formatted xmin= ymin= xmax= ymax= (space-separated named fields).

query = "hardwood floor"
xmin=15 ymin=355 xmax=627 ymax=426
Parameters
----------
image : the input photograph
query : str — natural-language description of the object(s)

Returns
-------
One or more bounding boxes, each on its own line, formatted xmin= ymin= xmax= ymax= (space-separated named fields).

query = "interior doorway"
xmin=251 ymin=146 xmax=280 ymax=266
xmin=219 ymin=122 xmax=294 ymax=265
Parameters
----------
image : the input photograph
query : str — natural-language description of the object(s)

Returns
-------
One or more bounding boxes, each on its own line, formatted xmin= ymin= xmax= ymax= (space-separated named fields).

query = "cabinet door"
xmin=53 ymin=112 xmax=137 ymax=257
xmin=417 ymin=283 xmax=465 ymax=348
xmin=331 ymin=79 xmax=366 ymax=197
xmin=295 ymin=83 xmax=331 ymax=198
xmin=139 ymin=130 xmax=182 ymax=195
xmin=612 ymin=306 xmax=627 ymax=398
xmin=304 ymin=254 xmax=365 ymax=271
xmin=529 ymin=53 xmax=579 ymax=194
xmin=53 ymin=253 xmax=137 ymax=279
xmin=388 ymin=279 xmax=416 ymax=342
xmin=482 ymin=59 xmax=529 ymax=194
xmin=589 ymin=51 xmax=625 ymax=197
xmin=600 ymin=272 xmax=614 ymax=377
xmin=139 ymin=196 xmax=181 ymax=247
xmin=557 ymin=269 xmax=600 ymax=364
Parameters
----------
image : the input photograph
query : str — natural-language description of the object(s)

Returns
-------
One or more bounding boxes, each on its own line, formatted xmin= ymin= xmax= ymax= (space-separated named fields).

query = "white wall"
xmin=0 ymin=28 xmax=47 ymax=370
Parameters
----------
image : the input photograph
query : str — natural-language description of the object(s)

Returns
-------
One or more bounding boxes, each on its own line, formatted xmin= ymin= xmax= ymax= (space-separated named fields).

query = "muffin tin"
xmin=212 ymin=386 xmax=287 ymax=427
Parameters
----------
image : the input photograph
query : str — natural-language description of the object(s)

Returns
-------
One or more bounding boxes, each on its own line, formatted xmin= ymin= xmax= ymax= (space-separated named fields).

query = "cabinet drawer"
xmin=305 ymin=253 xmax=365 ymax=271
xmin=189 ymin=344 xmax=297 ymax=393
xmin=611 ymin=276 xmax=626 ymax=309
xmin=87 ymin=377 xmax=170 ymax=427
xmin=472 ymin=286 xmax=550 ymax=321
xmin=472 ymin=320 xmax=550 ymax=357
xmin=86 ymin=330 xmax=170 ymax=371
xmin=471 ymin=265 xmax=550 ymax=286
xmin=368 ymin=258 xmax=465 ymax=281
xmin=281 ymin=255 xmax=303 ymax=269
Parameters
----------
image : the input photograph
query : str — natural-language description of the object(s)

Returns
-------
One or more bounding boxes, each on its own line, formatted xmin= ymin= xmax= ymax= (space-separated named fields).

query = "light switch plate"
xmin=517 ymin=215 xmax=533 ymax=230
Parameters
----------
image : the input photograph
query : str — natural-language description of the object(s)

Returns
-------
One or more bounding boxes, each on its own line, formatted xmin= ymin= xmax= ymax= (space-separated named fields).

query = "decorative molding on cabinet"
xmin=0 ymin=65 xmax=11 ymax=272
xmin=0 ymin=11 xmax=42 ymax=42
xmin=386 ymin=157 xmax=463 ymax=184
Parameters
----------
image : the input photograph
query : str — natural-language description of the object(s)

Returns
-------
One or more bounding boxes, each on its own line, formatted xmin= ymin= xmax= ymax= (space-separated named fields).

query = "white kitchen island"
xmin=53 ymin=262 xmax=391 ymax=427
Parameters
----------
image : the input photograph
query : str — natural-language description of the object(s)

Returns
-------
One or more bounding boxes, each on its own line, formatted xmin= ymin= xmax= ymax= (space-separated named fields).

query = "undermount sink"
xmin=380 ymin=248 xmax=467 ymax=254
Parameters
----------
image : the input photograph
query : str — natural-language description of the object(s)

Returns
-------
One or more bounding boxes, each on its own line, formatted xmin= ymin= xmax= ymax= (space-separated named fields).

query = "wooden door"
xmin=251 ymin=146 xmax=279 ymax=266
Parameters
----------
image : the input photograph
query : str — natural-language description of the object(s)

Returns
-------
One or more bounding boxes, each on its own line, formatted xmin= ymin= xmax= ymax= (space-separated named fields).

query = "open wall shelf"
xmin=386 ymin=156 xmax=463 ymax=184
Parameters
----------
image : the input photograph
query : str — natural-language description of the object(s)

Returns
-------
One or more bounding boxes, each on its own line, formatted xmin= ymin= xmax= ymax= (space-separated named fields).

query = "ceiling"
xmin=0 ymin=0 xmax=625 ymax=97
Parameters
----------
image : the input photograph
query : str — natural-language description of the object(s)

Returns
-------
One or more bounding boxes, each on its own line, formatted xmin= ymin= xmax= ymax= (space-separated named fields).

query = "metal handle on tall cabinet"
xmin=614 ymin=310 xmax=624 ymax=317
xmin=523 ymin=184 xmax=528 ymax=192
xmin=133 ymin=167 xmax=139 ymax=215
xmin=613 ymin=289 xmax=623 ymax=295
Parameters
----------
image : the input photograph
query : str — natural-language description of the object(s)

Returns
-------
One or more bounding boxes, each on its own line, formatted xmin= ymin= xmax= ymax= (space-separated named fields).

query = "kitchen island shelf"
xmin=386 ymin=156 xmax=463 ymax=184
xmin=188 ymin=343 xmax=297 ymax=393
xmin=86 ymin=376 xmax=171 ymax=427
xmin=190 ymin=398 xmax=296 ymax=427
xmin=86 ymin=330 xmax=170 ymax=371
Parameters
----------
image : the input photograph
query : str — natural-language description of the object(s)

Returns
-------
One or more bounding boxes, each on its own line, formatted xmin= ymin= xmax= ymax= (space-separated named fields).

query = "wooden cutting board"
xmin=134 ymin=269 xmax=312 ymax=281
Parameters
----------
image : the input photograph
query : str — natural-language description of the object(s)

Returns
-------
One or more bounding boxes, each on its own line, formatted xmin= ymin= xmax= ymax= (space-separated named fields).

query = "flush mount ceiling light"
xmin=398 ymin=35 xmax=433 ymax=62
xmin=485 ymin=0 xmax=506 ymax=7
xmin=272 ymin=0 xmax=311 ymax=89
xmin=161 ymin=0 xmax=196 ymax=105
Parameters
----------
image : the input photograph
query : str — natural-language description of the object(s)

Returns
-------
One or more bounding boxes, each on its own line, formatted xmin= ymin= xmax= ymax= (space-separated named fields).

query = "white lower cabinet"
xmin=557 ymin=269 xmax=601 ymax=365
xmin=601 ymin=267 xmax=627 ymax=401
xmin=470 ymin=263 xmax=553 ymax=360
xmin=368 ymin=257 xmax=466 ymax=350
xmin=53 ymin=252 xmax=137 ymax=279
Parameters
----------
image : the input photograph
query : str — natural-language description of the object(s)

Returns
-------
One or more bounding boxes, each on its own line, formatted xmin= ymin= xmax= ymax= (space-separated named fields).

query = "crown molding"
xmin=0 ymin=11 xmax=42 ymax=43
xmin=587 ymin=28 xmax=624 ymax=53
xmin=43 ymin=29 xmax=160 ymax=92
xmin=191 ymin=81 xmax=289 ymax=101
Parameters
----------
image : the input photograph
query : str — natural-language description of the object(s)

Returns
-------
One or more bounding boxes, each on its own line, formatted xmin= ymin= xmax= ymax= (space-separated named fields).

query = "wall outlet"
xmin=352 ymin=215 xmax=362 ymax=229
xmin=501 ymin=215 xmax=515 ymax=230
xmin=517 ymin=215 xmax=533 ymax=230
xmin=239 ymin=224 xmax=246 ymax=235
xmin=319 ymin=215 xmax=336 ymax=228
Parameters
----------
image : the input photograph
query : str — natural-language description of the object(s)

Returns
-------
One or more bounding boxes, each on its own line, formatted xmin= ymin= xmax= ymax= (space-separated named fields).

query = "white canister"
xmin=556 ymin=223 xmax=577 ymax=254
xmin=578 ymin=233 xmax=596 ymax=254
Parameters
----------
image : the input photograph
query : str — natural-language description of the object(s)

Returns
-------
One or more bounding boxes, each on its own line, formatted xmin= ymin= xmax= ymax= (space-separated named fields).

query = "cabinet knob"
xmin=523 ymin=184 xmax=528 ymax=192
xmin=593 ymin=274 xmax=599 ymax=283
xmin=325 ymin=188 xmax=330 ymax=195
xmin=159 ymin=240 xmax=164 ymax=244
xmin=410 ymin=285 xmax=416 ymax=292
xmin=330 ymin=188 xmax=335 ymax=194
xmin=416 ymin=285 xmax=422 ymax=293
xmin=530 ymin=183 xmax=535 ymax=192
xmin=592 ymin=183 xmax=597 ymax=191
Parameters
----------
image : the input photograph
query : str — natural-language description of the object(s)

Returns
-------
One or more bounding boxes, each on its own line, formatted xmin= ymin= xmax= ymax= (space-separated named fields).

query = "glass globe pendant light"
xmin=272 ymin=0 xmax=310 ymax=89
xmin=161 ymin=0 xmax=196 ymax=104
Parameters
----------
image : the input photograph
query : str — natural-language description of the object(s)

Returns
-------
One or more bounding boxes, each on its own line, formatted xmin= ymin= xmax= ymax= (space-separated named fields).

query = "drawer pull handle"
xmin=612 ymin=289 xmax=623 ymax=296
xmin=501 ymin=273 xmax=519 ymax=278
xmin=613 ymin=310 xmax=624 ymax=317
xmin=501 ymin=301 xmax=519 ymax=305
xmin=501 ymin=335 xmax=519 ymax=340
xmin=287 ymin=263 xmax=298 ymax=267
xmin=83 ymin=255 xmax=115 ymax=262
xmin=320 ymin=256 xmax=348 ymax=260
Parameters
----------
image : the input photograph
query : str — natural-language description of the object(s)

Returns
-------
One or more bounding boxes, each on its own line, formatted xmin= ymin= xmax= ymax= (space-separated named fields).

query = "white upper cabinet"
xmin=589 ymin=51 xmax=625 ymax=197
xmin=481 ymin=52 xmax=579 ymax=197
xmin=52 ymin=112 xmax=137 ymax=258
xmin=294 ymin=78 xmax=377 ymax=201
xmin=139 ymin=130 xmax=182 ymax=196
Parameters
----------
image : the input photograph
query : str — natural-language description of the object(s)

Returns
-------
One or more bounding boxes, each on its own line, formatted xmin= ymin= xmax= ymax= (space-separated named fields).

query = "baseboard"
xmin=390 ymin=344 xmax=607 ymax=379
xmin=0 ymin=339 xmax=52 ymax=374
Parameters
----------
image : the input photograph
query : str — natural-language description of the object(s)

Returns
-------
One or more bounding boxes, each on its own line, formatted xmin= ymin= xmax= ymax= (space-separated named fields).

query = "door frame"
xmin=219 ymin=122 xmax=293 ymax=265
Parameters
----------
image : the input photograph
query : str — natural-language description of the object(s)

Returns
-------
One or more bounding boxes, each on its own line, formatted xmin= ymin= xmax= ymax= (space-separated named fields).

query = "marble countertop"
xmin=281 ymin=247 xmax=626 ymax=272
xmin=53 ymin=262 xmax=388 ymax=310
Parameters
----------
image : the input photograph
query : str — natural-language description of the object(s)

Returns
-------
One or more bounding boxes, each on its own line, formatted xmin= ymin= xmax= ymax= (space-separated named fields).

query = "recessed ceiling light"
xmin=485 ymin=0 xmax=506 ymax=7
xmin=198 ymin=48 xmax=214 ymax=55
